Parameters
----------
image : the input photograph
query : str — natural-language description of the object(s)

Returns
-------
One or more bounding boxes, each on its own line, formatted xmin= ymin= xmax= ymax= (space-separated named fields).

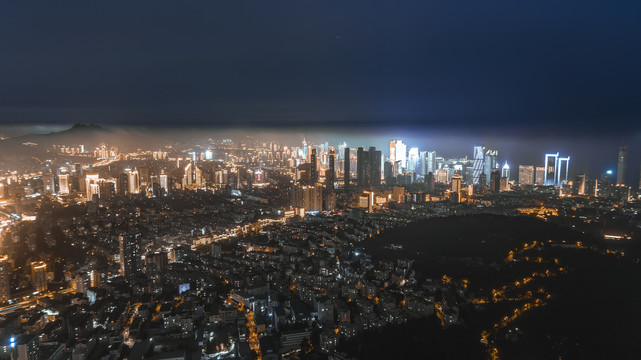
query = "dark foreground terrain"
xmin=339 ymin=215 xmax=641 ymax=360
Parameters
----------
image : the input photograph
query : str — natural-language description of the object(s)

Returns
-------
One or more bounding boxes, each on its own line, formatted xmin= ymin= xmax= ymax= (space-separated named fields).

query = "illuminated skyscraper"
xmin=302 ymin=138 xmax=308 ymax=159
xmin=0 ymin=255 xmax=11 ymax=302
xmin=159 ymin=174 xmax=168 ymax=193
xmin=472 ymin=145 xmax=485 ymax=185
xmin=419 ymin=151 xmax=428 ymax=176
xmin=535 ymin=167 xmax=545 ymax=185
xmin=389 ymin=140 xmax=407 ymax=174
xmin=518 ymin=165 xmax=534 ymax=185
xmin=426 ymin=151 xmax=436 ymax=174
xmin=389 ymin=140 xmax=397 ymax=166
xmin=58 ymin=174 xmax=70 ymax=195
xmin=31 ymin=261 xmax=47 ymax=292
xmin=128 ymin=169 xmax=140 ymax=194
xmin=407 ymin=147 xmax=419 ymax=173
xmin=557 ymin=157 xmax=570 ymax=185
xmin=483 ymin=150 xmax=498 ymax=185
xmin=451 ymin=172 xmax=462 ymax=193
xmin=617 ymin=146 xmax=627 ymax=185
xmin=501 ymin=162 xmax=510 ymax=180
xmin=85 ymin=173 xmax=100 ymax=201
xmin=338 ymin=142 xmax=347 ymax=161
xmin=344 ymin=147 xmax=350 ymax=188
xmin=544 ymin=153 xmax=570 ymax=186
xmin=120 ymin=232 xmax=142 ymax=279
xmin=544 ymin=153 xmax=559 ymax=186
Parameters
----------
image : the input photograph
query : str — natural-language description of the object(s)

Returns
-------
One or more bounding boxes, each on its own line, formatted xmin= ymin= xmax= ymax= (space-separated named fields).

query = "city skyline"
xmin=2 ymin=123 xmax=640 ymax=186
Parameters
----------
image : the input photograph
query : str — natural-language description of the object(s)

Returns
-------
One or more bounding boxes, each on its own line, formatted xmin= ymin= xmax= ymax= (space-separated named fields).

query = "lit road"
xmin=0 ymin=288 xmax=74 ymax=314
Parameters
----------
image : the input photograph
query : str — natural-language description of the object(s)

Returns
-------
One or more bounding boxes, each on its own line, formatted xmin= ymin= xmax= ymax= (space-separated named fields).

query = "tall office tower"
xmin=128 ymin=169 xmax=141 ymax=194
xmin=119 ymin=232 xmax=142 ymax=279
xmin=451 ymin=172 xmax=462 ymax=193
xmin=327 ymin=149 xmax=335 ymax=189
xmin=544 ymin=153 xmax=559 ymax=186
xmin=483 ymin=150 xmax=498 ymax=185
xmin=478 ymin=173 xmax=487 ymax=190
xmin=389 ymin=140 xmax=407 ymax=174
xmin=518 ymin=165 xmax=535 ymax=185
xmin=425 ymin=172 xmax=435 ymax=192
xmin=384 ymin=161 xmax=395 ymax=184
xmin=419 ymin=151 xmax=428 ymax=175
xmin=0 ymin=255 xmax=11 ymax=302
xmin=501 ymin=162 xmax=510 ymax=179
xmin=535 ymin=167 xmax=545 ymax=185
xmin=407 ymin=147 xmax=419 ymax=173
xmin=617 ymin=146 xmax=627 ymax=185
xmin=58 ymin=174 xmax=70 ymax=195
xmin=427 ymin=151 xmax=437 ymax=174
xmin=472 ymin=145 xmax=485 ymax=184
xmin=369 ymin=147 xmax=382 ymax=187
xmin=31 ymin=261 xmax=47 ymax=292
xmin=43 ymin=173 xmax=56 ymax=195
xmin=85 ymin=173 xmax=100 ymax=201
xmin=490 ymin=169 xmax=501 ymax=193
xmin=338 ymin=142 xmax=347 ymax=160
xmin=389 ymin=140 xmax=397 ymax=166
xmin=310 ymin=149 xmax=318 ymax=183
xmin=557 ymin=157 xmax=570 ymax=185
xmin=302 ymin=138 xmax=308 ymax=159
xmin=575 ymin=174 xmax=586 ymax=195
xmin=357 ymin=147 xmax=370 ymax=187
xmin=291 ymin=185 xmax=324 ymax=212
xmin=344 ymin=147 xmax=350 ymax=188
xmin=159 ymin=174 xmax=169 ymax=193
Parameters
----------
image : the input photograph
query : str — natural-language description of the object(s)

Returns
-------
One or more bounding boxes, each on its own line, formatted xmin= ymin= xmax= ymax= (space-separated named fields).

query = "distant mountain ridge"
xmin=54 ymin=123 xmax=105 ymax=134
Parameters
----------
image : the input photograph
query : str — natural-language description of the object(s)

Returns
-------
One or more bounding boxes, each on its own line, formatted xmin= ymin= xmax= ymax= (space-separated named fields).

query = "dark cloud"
xmin=0 ymin=0 xmax=639 ymax=134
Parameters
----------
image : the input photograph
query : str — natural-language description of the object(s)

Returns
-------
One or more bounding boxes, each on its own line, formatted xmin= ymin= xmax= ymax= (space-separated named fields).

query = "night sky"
xmin=1 ymin=1 xmax=640 ymax=132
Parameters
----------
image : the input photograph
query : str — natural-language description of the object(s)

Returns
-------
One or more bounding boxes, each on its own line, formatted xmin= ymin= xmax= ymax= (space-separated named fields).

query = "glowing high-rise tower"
xmin=472 ymin=145 xmax=485 ymax=185
xmin=544 ymin=153 xmax=559 ymax=186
